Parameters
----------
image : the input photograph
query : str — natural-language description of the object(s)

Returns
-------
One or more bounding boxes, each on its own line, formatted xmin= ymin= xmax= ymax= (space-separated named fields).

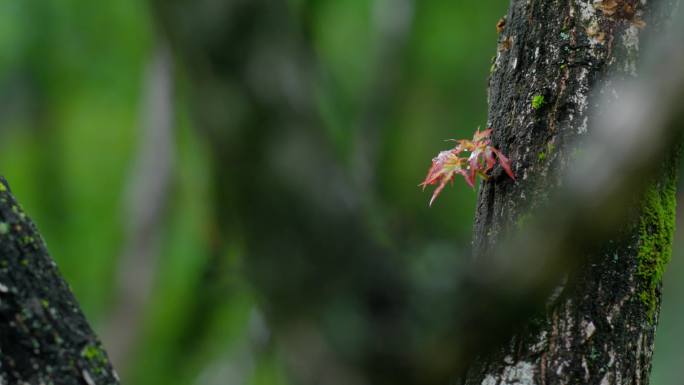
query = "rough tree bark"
xmin=466 ymin=0 xmax=679 ymax=384
xmin=0 ymin=178 xmax=119 ymax=384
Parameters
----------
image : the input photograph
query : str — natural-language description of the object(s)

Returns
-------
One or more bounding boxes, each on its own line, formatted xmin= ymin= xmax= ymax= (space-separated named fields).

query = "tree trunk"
xmin=0 ymin=178 xmax=119 ymax=384
xmin=467 ymin=0 xmax=678 ymax=384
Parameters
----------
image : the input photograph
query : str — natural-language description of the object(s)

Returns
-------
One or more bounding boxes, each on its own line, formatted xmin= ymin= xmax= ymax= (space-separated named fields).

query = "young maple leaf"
xmin=420 ymin=128 xmax=515 ymax=206
xmin=490 ymin=147 xmax=515 ymax=180
xmin=419 ymin=149 xmax=473 ymax=206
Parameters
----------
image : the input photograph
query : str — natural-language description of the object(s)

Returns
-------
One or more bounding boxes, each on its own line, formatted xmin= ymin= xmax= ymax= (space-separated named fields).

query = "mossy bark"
xmin=467 ymin=0 xmax=679 ymax=384
xmin=0 ymin=178 xmax=119 ymax=384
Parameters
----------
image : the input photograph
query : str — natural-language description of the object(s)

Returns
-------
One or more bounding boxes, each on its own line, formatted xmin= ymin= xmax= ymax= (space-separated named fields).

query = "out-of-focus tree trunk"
xmin=0 ymin=178 xmax=119 ymax=384
xmin=150 ymin=1 xmax=420 ymax=384
xmin=466 ymin=1 xmax=679 ymax=383
xmin=103 ymin=38 xmax=175 ymax=374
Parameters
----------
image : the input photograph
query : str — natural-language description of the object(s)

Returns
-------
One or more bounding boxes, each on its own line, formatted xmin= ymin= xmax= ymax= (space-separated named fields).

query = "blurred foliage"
xmin=0 ymin=1 xmax=680 ymax=384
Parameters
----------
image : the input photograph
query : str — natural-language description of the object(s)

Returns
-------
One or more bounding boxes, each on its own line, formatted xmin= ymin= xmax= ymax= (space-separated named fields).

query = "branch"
xmin=0 ymin=178 xmax=119 ymax=384
xmin=456 ymin=5 xmax=684 ymax=376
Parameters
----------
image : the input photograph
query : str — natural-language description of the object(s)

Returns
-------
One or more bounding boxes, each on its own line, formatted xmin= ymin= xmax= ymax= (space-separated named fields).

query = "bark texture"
xmin=0 ymin=178 xmax=119 ymax=384
xmin=468 ymin=0 xmax=678 ymax=384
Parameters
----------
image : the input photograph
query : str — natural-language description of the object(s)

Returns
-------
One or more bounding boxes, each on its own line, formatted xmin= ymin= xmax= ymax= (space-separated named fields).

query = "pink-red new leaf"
xmin=492 ymin=148 xmax=515 ymax=180
xmin=421 ymin=127 xmax=515 ymax=205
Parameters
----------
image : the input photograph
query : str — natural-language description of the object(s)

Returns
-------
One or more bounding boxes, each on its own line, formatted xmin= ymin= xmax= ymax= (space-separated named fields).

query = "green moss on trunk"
xmin=637 ymin=157 xmax=678 ymax=321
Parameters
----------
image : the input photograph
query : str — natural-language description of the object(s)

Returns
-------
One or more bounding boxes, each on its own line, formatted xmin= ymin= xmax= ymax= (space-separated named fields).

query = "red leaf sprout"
xmin=420 ymin=128 xmax=515 ymax=206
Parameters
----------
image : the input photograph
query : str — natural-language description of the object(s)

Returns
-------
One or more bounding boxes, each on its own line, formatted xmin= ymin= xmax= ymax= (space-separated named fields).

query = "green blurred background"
xmin=0 ymin=1 xmax=680 ymax=384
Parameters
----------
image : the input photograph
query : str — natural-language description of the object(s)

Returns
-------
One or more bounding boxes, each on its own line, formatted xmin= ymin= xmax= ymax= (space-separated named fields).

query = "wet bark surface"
xmin=0 ymin=178 xmax=118 ymax=385
xmin=467 ymin=0 xmax=678 ymax=384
